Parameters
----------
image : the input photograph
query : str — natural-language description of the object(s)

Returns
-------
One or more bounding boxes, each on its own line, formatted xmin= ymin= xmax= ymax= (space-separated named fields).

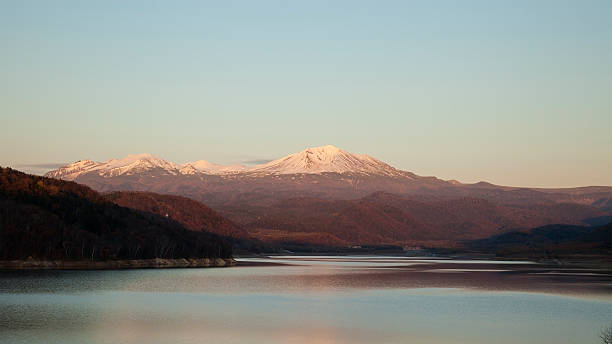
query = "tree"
xmin=601 ymin=325 xmax=612 ymax=344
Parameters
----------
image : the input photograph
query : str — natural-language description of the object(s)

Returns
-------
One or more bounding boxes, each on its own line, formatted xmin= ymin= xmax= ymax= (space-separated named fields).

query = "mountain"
xmin=248 ymin=145 xmax=409 ymax=176
xmin=0 ymin=167 xmax=231 ymax=261
xmin=180 ymin=160 xmax=247 ymax=175
xmin=45 ymin=159 xmax=101 ymax=181
xmin=44 ymin=145 xmax=612 ymax=209
xmin=45 ymin=153 xmax=182 ymax=180
xmin=42 ymin=145 xmax=457 ymax=205
xmin=41 ymin=145 xmax=612 ymax=248
xmin=45 ymin=145 xmax=418 ymax=179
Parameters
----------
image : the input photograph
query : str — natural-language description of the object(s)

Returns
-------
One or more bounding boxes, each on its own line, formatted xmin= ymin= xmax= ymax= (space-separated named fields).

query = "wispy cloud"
xmin=12 ymin=163 xmax=68 ymax=175
xmin=242 ymin=159 xmax=273 ymax=165
xmin=17 ymin=163 xmax=67 ymax=169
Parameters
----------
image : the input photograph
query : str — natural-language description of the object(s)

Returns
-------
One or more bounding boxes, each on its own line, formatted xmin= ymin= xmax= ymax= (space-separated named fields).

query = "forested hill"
xmin=0 ymin=167 xmax=232 ymax=261
xmin=468 ymin=222 xmax=612 ymax=257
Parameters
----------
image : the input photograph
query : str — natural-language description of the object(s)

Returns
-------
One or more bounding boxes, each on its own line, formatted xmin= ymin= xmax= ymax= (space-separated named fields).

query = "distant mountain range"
xmin=43 ymin=145 xmax=612 ymax=247
xmin=46 ymin=145 xmax=415 ymax=179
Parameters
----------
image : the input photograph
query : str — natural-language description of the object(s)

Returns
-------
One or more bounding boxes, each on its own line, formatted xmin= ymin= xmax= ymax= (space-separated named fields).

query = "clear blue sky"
xmin=1 ymin=0 xmax=611 ymax=187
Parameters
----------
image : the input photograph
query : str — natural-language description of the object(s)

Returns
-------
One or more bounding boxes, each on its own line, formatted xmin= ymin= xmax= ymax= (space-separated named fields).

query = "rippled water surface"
xmin=1 ymin=256 xmax=611 ymax=344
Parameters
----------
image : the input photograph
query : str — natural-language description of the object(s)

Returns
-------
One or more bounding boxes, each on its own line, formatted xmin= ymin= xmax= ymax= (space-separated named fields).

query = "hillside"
xmin=0 ymin=167 xmax=232 ymax=262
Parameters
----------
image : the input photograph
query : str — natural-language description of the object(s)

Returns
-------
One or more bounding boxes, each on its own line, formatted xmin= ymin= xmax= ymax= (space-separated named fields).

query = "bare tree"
xmin=601 ymin=325 xmax=612 ymax=344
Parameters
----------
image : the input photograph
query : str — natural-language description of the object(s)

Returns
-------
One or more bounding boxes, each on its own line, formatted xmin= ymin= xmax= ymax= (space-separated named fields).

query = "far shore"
xmin=0 ymin=257 xmax=236 ymax=270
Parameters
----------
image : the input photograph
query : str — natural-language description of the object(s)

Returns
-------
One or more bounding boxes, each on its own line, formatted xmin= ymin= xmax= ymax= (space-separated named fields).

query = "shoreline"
xmin=0 ymin=258 xmax=236 ymax=270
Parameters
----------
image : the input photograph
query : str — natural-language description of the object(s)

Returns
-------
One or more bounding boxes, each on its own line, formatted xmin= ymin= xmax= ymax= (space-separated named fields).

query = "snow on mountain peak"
xmin=97 ymin=153 xmax=180 ymax=177
xmin=45 ymin=154 xmax=181 ymax=180
xmin=44 ymin=159 xmax=102 ymax=181
xmin=180 ymin=160 xmax=247 ymax=174
xmin=44 ymin=146 xmax=410 ymax=180
xmin=249 ymin=145 xmax=404 ymax=176
xmin=47 ymin=154 xmax=251 ymax=180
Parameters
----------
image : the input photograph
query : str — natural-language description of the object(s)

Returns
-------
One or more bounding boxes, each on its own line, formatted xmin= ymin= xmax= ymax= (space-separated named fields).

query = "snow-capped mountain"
xmin=35 ymin=146 xmax=612 ymax=251
xmin=44 ymin=159 xmax=101 ymax=181
xmin=249 ymin=145 xmax=407 ymax=176
xmin=40 ymin=146 xmax=612 ymax=223
xmin=179 ymin=160 xmax=248 ymax=175
xmin=99 ymin=154 xmax=181 ymax=177
xmin=45 ymin=145 xmax=411 ymax=180
xmin=45 ymin=153 xmax=182 ymax=181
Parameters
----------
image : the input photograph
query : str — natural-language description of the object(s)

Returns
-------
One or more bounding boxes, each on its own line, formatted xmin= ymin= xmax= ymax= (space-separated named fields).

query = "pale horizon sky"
xmin=1 ymin=1 xmax=611 ymax=188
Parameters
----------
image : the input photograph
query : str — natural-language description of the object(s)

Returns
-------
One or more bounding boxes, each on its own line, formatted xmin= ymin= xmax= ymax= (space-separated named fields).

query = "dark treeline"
xmin=467 ymin=222 xmax=612 ymax=258
xmin=0 ymin=167 xmax=232 ymax=261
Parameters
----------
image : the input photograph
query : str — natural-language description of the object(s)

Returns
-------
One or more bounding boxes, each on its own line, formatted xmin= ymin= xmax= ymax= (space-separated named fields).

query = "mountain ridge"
xmin=44 ymin=145 xmax=425 ymax=180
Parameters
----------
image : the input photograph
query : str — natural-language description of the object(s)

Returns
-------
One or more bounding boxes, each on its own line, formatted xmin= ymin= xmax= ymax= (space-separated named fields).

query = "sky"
xmin=1 ymin=0 xmax=611 ymax=187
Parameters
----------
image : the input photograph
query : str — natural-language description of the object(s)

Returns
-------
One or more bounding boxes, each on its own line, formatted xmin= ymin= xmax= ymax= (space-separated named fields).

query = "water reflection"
xmin=1 ymin=256 xmax=611 ymax=344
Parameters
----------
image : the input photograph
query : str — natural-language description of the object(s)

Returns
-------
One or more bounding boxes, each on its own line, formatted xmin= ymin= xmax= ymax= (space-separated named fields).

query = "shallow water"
xmin=1 ymin=256 xmax=611 ymax=344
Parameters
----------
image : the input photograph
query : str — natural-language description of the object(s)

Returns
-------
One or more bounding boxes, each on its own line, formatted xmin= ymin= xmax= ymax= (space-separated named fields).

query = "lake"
xmin=1 ymin=256 xmax=611 ymax=344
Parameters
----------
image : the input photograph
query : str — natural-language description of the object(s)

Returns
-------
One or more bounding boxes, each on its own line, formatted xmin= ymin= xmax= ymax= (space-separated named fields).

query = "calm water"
xmin=1 ymin=256 xmax=611 ymax=344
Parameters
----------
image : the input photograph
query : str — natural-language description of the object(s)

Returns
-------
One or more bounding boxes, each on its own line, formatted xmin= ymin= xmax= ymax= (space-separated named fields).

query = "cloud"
xmin=242 ymin=159 xmax=273 ymax=165
xmin=17 ymin=163 xmax=68 ymax=169
xmin=12 ymin=163 xmax=68 ymax=176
